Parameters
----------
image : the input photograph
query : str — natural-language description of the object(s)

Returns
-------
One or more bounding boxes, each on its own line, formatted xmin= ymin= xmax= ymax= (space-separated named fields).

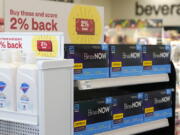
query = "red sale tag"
xmin=37 ymin=40 xmax=52 ymax=52
xmin=0 ymin=18 xmax=4 ymax=25
xmin=76 ymin=18 xmax=95 ymax=35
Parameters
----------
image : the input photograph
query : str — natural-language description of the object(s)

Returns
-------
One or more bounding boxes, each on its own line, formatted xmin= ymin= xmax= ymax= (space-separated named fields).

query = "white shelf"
xmin=76 ymin=74 xmax=169 ymax=90
xmin=96 ymin=119 xmax=169 ymax=135
xmin=0 ymin=110 xmax=38 ymax=125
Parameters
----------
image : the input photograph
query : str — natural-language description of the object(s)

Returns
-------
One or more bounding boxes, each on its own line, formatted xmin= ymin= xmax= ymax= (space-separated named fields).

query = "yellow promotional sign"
xmin=4 ymin=0 xmax=104 ymax=44
xmin=32 ymin=35 xmax=59 ymax=58
xmin=68 ymin=5 xmax=102 ymax=44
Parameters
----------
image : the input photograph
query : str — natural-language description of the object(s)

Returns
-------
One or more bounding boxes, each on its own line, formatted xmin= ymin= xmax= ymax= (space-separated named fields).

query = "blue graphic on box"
xmin=112 ymin=112 xmax=143 ymax=129
xmin=101 ymin=44 xmax=109 ymax=51
xmin=110 ymin=66 xmax=143 ymax=77
xmin=69 ymin=46 xmax=75 ymax=54
xmin=138 ymin=93 xmax=144 ymax=99
xmin=105 ymin=97 xmax=113 ymax=104
xmin=166 ymin=89 xmax=172 ymax=95
xmin=74 ymin=120 xmax=112 ymax=135
xmin=136 ymin=45 xmax=142 ymax=51
xmin=120 ymin=114 xmax=143 ymax=128
xmin=74 ymin=67 xmax=109 ymax=80
xmin=111 ymin=120 xmax=125 ymax=129
xmin=142 ymin=64 xmax=171 ymax=75
xmin=144 ymin=108 xmax=172 ymax=122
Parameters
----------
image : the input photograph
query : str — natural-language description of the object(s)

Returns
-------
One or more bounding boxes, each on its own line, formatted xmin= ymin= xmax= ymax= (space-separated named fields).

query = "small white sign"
xmin=0 ymin=32 xmax=64 ymax=59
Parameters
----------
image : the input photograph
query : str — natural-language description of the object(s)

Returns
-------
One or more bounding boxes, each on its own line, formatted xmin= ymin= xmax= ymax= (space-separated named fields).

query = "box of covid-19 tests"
xmin=143 ymin=89 xmax=173 ymax=122
xmin=142 ymin=45 xmax=171 ymax=75
xmin=109 ymin=45 xmax=142 ymax=77
xmin=74 ymin=97 xmax=113 ymax=135
xmin=111 ymin=93 xmax=144 ymax=129
xmin=65 ymin=44 xmax=109 ymax=80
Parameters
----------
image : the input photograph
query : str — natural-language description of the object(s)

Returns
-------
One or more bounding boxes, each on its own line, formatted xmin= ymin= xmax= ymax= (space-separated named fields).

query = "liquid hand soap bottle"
xmin=0 ymin=50 xmax=16 ymax=111
xmin=16 ymin=52 xmax=38 ymax=114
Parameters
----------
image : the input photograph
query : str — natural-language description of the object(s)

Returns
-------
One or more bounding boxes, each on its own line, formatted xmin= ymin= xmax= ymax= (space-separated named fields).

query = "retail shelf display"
xmin=96 ymin=119 xmax=169 ymax=135
xmin=0 ymin=32 xmax=74 ymax=135
xmin=0 ymin=59 xmax=74 ymax=135
xmin=76 ymin=74 xmax=169 ymax=90
xmin=73 ymin=44 xmax=175 ymax=135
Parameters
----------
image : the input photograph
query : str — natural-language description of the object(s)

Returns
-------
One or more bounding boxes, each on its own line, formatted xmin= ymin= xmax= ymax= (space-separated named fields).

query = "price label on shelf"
xmin=79 ymin=80 xmax=92 ymax=90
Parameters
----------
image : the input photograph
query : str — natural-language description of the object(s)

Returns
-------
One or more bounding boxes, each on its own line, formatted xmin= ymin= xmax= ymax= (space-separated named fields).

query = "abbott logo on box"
xmin=135 ymin=1 xmax=180 ymax=16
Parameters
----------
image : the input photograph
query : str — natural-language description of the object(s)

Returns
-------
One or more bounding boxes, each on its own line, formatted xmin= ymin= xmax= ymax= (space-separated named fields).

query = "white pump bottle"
xmin=16 ymin=52 xmax=38 ymax=114
xmin=0 ymin=50 xmax=16 ymax=111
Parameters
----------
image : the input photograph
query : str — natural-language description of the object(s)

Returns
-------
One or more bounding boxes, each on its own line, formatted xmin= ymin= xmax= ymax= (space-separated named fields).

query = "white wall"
xmin=0 ymin=0 xmax=4 ymax=17
xmin=74 ymin=0 xmax=112 ymax=25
